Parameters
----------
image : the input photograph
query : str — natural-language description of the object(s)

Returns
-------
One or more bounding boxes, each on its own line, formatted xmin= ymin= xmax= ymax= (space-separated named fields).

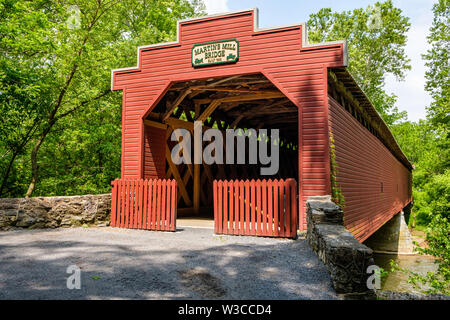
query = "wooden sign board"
xmin=192 ymin=39 xmax=239 ymax=67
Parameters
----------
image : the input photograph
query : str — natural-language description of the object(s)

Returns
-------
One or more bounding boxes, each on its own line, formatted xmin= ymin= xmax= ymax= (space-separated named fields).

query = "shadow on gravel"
xmin=0 ymin=228 xmax=337 ymax=300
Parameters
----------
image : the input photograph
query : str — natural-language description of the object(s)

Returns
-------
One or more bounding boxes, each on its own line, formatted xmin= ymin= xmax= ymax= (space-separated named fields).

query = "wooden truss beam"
xmin=144 ymin=119 xmax=167 ymax=130
xmin=206 ymin=75 xmax=241 ymax=87
xmin=147 ymin=112 xmax=219 ymax=132
xmin=165 ymin=146 xmax=192 ymax=207
xmin=194 ymin=91 xmax=285 ymax=105
xmin=197 ymin=100 xmax=221 ymax=122
xmin=191 ymin=86 xmax=281 ymax=94
xmin=230 ymin=114 xmax=244 ymax=129
xmin=162 ymin=89 xmax=192 ymax=121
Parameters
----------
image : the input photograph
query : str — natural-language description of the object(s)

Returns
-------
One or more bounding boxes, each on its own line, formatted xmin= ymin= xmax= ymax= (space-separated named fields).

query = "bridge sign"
xmin=192 ymin=39 xmax=239 ymax=67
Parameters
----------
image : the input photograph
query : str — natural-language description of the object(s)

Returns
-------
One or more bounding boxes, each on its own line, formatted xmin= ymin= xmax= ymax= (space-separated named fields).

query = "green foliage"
xmin=421 ymin=172 xmax=450 ymax=219
xmin=390 ymin=117 xmax=449 ymax=295
xmin=393 ymin=171 xmax=450 ymax=295
xmin=413 ymin=214 xmax=450 ymax=294
xmin=378 ymin=266 xmax=389 ymax=284
xmin=388 ymin=0 xmax=449 ymax=295
xmin=392 ymin=0 xmax=449 ymax=232
xmin=307 ymin=0 xmax=449 ymax=294
xmin=389 ymin=214 xmax=450 ymax=295
xmin=0 ymin=0 xmax=204 ymax=197
xmin=391 ymin=121 xmax=449 ymax=227
xmin=307 ymin=0 xmax=410 ymax=125
xmin=423 ymin=0 xmax=449 ymax=129
xmin=0 ymin=2 xmax=447 ymax=295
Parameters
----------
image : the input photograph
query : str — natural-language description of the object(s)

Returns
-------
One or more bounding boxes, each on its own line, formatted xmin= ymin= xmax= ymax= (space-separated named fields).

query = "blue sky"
xmin=203 ymin=0 xmax=437 ymax=122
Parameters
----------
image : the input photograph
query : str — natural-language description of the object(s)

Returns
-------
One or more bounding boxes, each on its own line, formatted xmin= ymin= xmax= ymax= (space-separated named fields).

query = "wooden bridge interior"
xmin=144 ymin=73 xmax=299 ymax=216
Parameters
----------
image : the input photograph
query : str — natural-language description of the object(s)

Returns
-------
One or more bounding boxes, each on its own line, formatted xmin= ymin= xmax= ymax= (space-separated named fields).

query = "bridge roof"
xmin=331 ymin=67 xmax=413 ymax=171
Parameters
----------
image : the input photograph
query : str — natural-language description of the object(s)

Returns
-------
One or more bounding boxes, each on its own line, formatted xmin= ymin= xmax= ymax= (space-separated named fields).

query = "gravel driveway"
xmin=0 ymin=227 xmax=339 ymax=300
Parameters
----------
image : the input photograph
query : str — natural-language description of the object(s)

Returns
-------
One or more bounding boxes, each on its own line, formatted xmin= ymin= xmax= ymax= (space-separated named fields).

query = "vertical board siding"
xmin=113 ymin=11 xmax=348 ymax=224
xmin=143 ymin=126 xmax=166 ymax=179
xmin=213 ymin=179 xmax=298 ymax=238
xmin=328 ymin=97 xmax=412 ymax=242
xmin=110 ymin=179 xmax=177 ymax=232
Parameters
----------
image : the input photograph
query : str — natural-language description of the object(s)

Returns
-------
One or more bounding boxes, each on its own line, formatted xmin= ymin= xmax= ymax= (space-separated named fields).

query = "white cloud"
xmin=203 ymin=0 xmax=229 ymax=14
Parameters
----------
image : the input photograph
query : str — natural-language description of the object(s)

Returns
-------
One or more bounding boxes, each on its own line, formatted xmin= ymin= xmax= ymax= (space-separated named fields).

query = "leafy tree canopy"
xmin=0 ymin=0 xmax=205 ymax=197
xmin=423 ymin=0 xmax=449 ymax=129
xmin=307 ymin=0 xmax=411 ymax=125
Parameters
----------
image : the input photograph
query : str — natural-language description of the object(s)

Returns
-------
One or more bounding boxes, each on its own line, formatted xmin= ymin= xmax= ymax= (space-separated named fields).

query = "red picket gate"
xmin=213 ymin=179 xmax=298 ymax=238
xmin=110 ymin=179 xmax=177 ymax=231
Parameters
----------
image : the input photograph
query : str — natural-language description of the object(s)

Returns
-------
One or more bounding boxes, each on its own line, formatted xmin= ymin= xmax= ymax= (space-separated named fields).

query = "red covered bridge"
xmin=110 ymin=8 xmax=412 ymax=242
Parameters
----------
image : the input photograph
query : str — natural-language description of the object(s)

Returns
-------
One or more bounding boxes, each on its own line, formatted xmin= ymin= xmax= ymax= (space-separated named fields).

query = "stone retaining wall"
xmin=0 ymin=194 xmax=111 ymax=230
xmin=306 ymin=195 xmax=375 ymax=294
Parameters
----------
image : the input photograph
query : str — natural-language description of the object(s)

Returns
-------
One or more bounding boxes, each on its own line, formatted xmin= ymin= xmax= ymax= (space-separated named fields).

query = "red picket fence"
xmin=110 ymin=179 xmax=177 ymax=232
xmin=213 ymin=179 xmax=298 ymax=238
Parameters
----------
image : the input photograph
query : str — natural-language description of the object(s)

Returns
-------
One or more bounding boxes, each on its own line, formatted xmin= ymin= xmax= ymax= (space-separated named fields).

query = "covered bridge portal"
xmin=111 ymin=9 xmax=412 ymax=242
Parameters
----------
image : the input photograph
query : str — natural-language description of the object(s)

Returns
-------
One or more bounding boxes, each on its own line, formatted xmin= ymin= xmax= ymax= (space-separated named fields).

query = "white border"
xmin=111 ymin=8 xmax=348 ymax=90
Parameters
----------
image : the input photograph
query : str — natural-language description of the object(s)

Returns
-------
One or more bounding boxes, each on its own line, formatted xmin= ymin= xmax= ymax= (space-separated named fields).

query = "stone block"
xmin=363 ymin=212 xmax=415 ymax=254
xmin=0 ymin=194 xmax=111 ymax=230
xmin=306 ymin=196 xmax=375 ymax=294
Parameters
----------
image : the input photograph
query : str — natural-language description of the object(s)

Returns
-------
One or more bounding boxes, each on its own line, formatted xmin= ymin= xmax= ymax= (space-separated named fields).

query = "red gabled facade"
xmin=111 ymin=8 xmax=412 ymax=240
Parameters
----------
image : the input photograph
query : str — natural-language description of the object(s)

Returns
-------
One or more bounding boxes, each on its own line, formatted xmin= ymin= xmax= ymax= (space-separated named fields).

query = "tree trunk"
xmin=25 ymin=128 xmax=49 ymax=198
xmin=0 ymin=121 xmax=39 ymax=197
xmin=0 ymin=152 xmax=19 ymax=197
xmin=23 ymin=3 xmax=109 ymax=197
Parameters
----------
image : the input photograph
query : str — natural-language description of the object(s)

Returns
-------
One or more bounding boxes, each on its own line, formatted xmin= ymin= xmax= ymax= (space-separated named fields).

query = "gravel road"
xmin=0 ymin=227 xmax=339 ymax=300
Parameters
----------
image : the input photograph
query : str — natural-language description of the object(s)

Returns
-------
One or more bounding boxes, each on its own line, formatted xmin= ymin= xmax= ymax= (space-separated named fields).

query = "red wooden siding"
xmin=143 ymin=126 xmax=166 ymax=179
xmin=112 ymin=9 xmax=348 ymax=224
xmin=328 ymin=97 xmax=412 ymax=242
xmin=213 ymin=179 xmax=298 ymax=238
xmin=110 ymin=179 xmax=177 ymax=231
